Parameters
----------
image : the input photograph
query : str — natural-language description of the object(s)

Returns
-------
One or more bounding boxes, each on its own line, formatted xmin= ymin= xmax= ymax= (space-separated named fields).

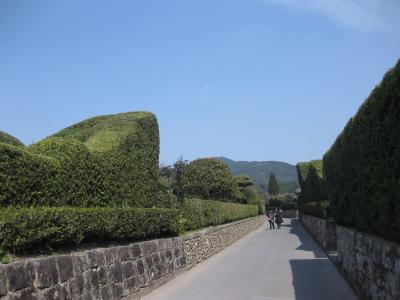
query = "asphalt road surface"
xmin=143 ymin=218 xmax=358 ymax=300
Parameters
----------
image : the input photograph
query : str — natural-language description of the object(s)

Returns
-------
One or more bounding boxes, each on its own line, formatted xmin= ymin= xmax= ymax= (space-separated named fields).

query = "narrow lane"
xmin=143 ymin=219 xmax=358 ymax=300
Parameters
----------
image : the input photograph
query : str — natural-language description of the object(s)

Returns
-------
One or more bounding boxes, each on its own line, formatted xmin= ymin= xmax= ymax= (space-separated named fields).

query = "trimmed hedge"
xmin=183 ymin=158 xmax=242 ymax=201
xmin=0 ymin=131 xmax=24 ymax=148
xmin=323 ymin=60 xmax=400 ymax=242
xmin=0 ymin=207 xmax=180 ymax=254
xmin=281 ymin=201 xmax=297 ymax=211
xmin=299 ymin=201 xmax=329 ymax=219
xmin=296 ymin=160 xmax=326 ymax=206
xmin=182 ymin=198 xmax=258 ymax=231
xmin=0 ymin=144 xmax=60 ymax=206
xmin=0 ymin=112 xmax=159 ymax=207
xmin=53 ymin=112 xmax=159 ymax=207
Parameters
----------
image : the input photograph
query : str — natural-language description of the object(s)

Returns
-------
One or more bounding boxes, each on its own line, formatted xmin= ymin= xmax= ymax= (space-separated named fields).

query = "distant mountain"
xmin=218 ymin=157 xmax=299 ymax=193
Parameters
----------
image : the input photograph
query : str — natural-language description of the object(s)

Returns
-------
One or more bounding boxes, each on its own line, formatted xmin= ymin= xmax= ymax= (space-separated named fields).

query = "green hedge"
xmin=0 ymin=112 xmax=159 ymax=207
xmin=182 ymin=198 xmax=258 ymax=231
xmin=296 ymin=160 xmax=327 ymax=206
xmin=281 ymin=201 xmax=297 ymax=210
xmin=0 ymin=131 xmax=24 ymax=148
xmin=183 ymin=158 xmax=242 ymax=201
xmin=0 ymin=207 xmax=180 ymax=254
xmin=299 ymin=201 xmax=329 ymax=219
xmin=0 ymin=144 xmax=60 ymax=206
xmin=323 ymin=60 xmax=400 ymax=243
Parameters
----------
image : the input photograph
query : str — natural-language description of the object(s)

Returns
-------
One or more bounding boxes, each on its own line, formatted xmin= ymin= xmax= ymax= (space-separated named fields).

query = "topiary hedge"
xmin=183 ymin=158 xmax=242 ymax=201
xmin=53 ymin=112 xmax=159 ymax=207
xmin=0 ymin=207 xmax=180 ymax=254
xmin=323 ymin=60 xmax=400 ymax=242
xmin=182 ymin=198 xmax=258 ymax=231
xmin=0 ymin=131 xmax=24 ymax=148
xmin=0 ymin=112 xmax=159 ymax=207
xmin=0 ymin=144 xmax=60 ymax=206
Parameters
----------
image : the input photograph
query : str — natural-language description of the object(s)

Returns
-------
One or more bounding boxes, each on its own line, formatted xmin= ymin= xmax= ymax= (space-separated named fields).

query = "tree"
xmin=173 ymin=157 xmax=188 ymax=203
xmin=268 ymin=173 xmax=280 ymax=196
xmin=234 ymin=175 xmax=254 ymax=191
xmin=304 ymin=165 xmax=322 ymax=203
xmin=183 ymin=158 xmax=243 ymax=201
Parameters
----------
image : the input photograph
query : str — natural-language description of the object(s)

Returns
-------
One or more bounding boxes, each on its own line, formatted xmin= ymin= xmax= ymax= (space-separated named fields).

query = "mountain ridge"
xmin=218 ymin=157 xmax=299 ymax=193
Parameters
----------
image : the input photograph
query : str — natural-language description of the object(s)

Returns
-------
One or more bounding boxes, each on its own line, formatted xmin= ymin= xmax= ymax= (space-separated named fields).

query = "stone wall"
xmin=300 ymin=214 xmax=400 ymax=300
xmin=300 ymin=214 xmax=337 ymax=251
xmin=0 ymin=216 xmax=265 ymax=300
xmin=183 ymin=215 xmax=265 ymax=269
xmin=336 ymin=225 xmax=400 ymax=300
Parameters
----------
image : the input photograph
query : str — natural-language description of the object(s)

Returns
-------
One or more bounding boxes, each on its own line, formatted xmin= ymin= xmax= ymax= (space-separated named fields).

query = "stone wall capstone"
xmin=0 ymin=216 xmax=265 ymax=300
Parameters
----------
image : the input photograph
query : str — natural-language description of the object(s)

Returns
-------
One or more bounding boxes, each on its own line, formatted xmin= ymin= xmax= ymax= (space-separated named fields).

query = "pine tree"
xmin=268 ymin=173 xmax=280 ymax=196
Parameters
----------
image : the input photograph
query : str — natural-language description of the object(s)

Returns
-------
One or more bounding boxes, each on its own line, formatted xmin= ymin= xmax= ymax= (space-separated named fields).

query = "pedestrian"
xmin=267 ymin=210 xmax=275 ymax=229
xmin=275 ymin=210 xmax=283 ymax=229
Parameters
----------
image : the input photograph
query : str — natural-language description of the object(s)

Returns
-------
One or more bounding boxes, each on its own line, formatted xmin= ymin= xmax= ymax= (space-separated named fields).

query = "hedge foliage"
xmin=182 ymin=198 xmax=258 ymax=231
xmin=183 ymin=158 xmax=242 ymax=201
xmin=281 ymin=201 xmax=297 ymax=211
xmin=0 ymin=112 xmax=159 ymax=207
xmin=0 ymin=131 xmax=24 ymax=148
xmin=296 ymin=160 xmax=327 ymax=206
xmin=299 ymin=201 xmax=329 ymax=219
xmin=0 ymin=207 xmax=180 ymax=254
xmin=323 ymin=60 xmax=400 ymax=242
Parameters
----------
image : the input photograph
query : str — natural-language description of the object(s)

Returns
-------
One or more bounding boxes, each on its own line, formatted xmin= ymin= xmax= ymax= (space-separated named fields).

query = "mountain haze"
xmin=218 ymin=157 xmax=299 ymax=193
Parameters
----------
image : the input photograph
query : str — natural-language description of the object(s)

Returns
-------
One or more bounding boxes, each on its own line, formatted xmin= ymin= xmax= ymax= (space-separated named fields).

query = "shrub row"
xmin=281 ymin=201 xmax=297 ymax=211
xmin=299 ymin=201 xmax=329 ymax=219
xmin=0 ymin=207 xmax=180 ymax=254
xmin=0 ymin=112 xmax=159 ymax=208
xmin=182 ymin=198 xmax=258 ymax=231
xmin=323 ymin=60 xmax=400 ymax=243
xmin=296 ymin=160 xmax=327 ymax=206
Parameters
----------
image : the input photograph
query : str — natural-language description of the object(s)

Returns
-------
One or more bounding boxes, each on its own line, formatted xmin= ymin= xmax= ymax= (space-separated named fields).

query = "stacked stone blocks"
xmin=0 ymin=216 xmax=265 ymax=300
xmin=301 ymin=214 xmax=400 ymax=300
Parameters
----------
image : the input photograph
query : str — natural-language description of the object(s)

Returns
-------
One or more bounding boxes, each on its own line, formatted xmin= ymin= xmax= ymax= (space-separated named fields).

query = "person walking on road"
xmin=275 ymin=210 xmax=283 ymax=229
xmin=267 ymin=210 xmax=275 ymax=229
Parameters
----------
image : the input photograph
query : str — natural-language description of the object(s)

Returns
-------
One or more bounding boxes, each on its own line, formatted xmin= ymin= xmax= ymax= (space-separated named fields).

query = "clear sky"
xmin=1 ymin=0 xmax=399 ymax=165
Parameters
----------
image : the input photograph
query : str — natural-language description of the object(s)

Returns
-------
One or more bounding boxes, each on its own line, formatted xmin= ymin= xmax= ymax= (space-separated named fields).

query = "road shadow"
xmin=290 ymin=259 xmax=358 ymax=300
xmin=286 ymin=219 xmax=326 ymax=258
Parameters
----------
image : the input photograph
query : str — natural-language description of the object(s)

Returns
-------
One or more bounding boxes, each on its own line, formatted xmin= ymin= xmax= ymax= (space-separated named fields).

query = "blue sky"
xmin=1 ymin=0 xmax=399 ymax=165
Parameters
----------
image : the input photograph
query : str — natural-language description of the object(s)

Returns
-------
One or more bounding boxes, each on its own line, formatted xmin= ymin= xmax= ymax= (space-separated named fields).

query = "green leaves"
xmin=299 ymin=201 xmax=329 ymax=219
xmin=182 ymin=198 xmax=258 ymax=231
xmin=183 ymin=158 xmax=243 ymax=202
xmin=296 ymin=160 xmax=326 ymax=206
xmin=323 ymin=60 xmax=400 ymax=242
xmin=0 ymin=131 xmax=24 ymax=148
xmin=268 ymin=173 xmax=280 ymax=195
xmin=0 ymin=112 xmax=159 ymax=208
xmin=0 ymin=207 xmax=181 ymax=254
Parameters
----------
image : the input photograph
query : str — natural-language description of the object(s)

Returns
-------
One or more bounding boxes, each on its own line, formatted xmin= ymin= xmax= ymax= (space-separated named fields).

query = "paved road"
xmin=143 ymin=219 xmax=358 ymax=300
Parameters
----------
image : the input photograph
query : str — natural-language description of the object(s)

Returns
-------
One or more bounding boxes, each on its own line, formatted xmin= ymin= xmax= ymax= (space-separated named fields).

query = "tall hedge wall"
xmin=183 ymin=158 xmax=242 ymax=201
xmin=0 ymin=112 xmax=159 ymax=207
xmin=323 ymin=60 xmax=400 ymax=242
xmin=296 ymin=160 xmax=326 ymax=206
